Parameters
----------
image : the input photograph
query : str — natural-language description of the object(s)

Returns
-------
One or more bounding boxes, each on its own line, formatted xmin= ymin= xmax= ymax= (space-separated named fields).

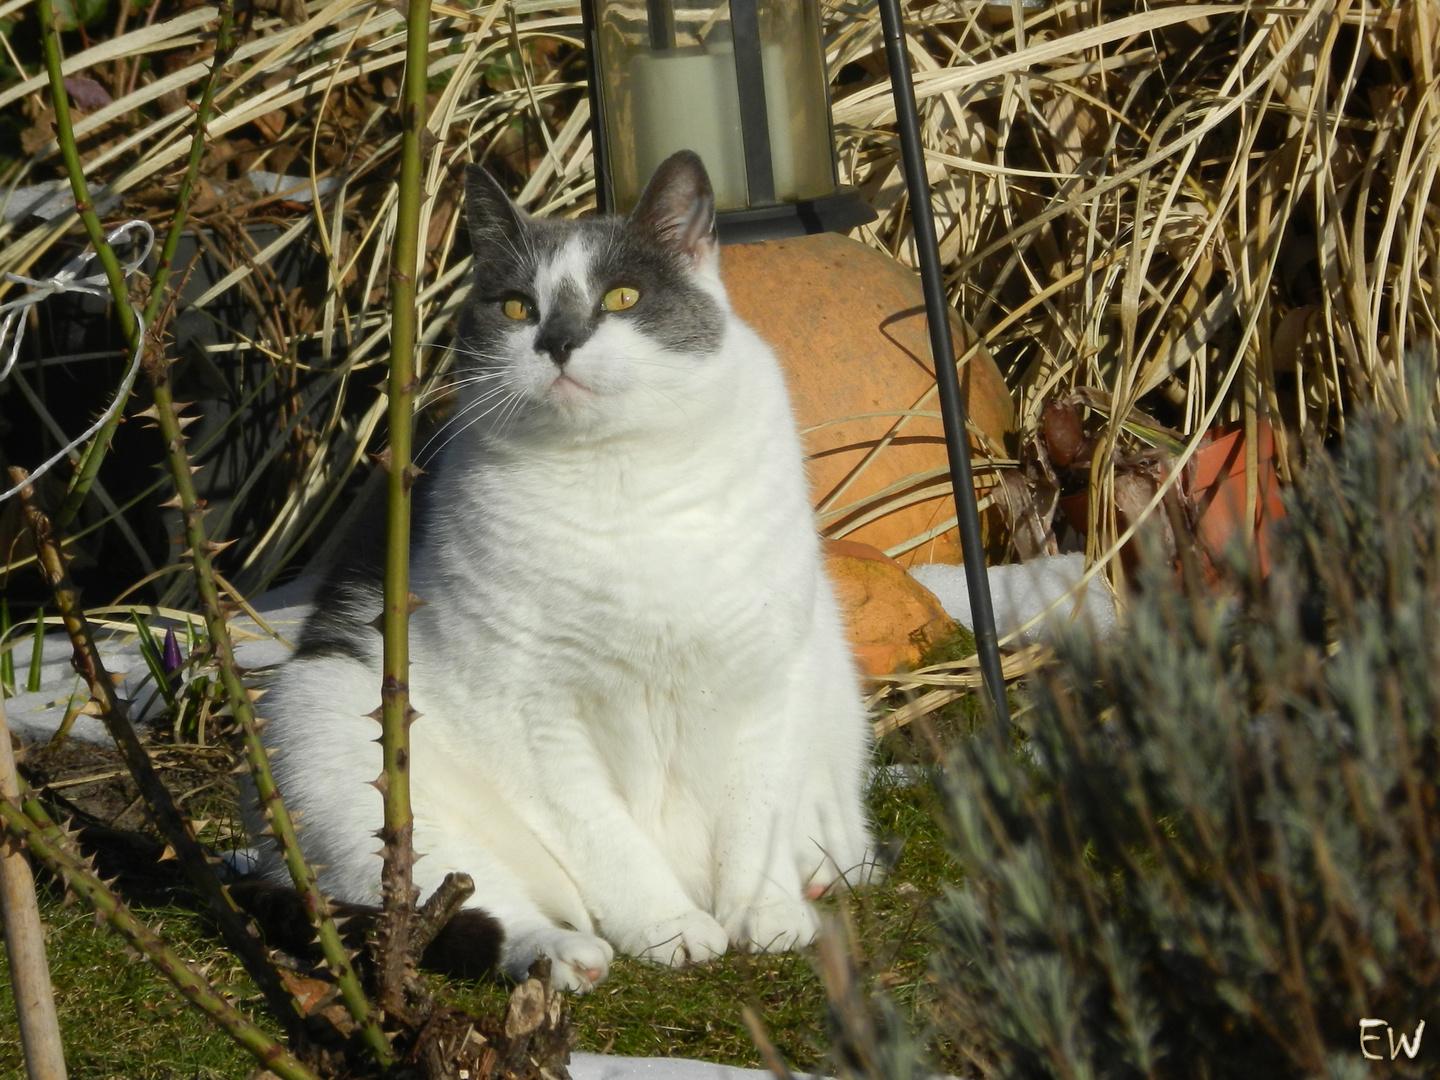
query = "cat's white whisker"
xmin=416 ymin=385 xmax=518 ymax=461
xmin=429 ymin=393 xmax=517 ymax=449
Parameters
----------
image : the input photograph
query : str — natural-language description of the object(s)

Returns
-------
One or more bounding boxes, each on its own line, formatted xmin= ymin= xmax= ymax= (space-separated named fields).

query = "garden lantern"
xmin=581 ymin=0 xmax=875 ymax=243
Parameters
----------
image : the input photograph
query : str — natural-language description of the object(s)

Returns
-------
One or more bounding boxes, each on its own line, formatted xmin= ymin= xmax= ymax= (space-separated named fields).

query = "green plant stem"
xmin=0 ymin=794 xmax=320 ymax=1080
xmin=1 ymin=599 xmax=14 ymax=698
xmin=53 ymin=1 xmax=238 ymax=530
xmin=373 ymin=0 xmax=432 ymax=1021
xmin=34 ymin=0 xmax=145 ymax=530
xmin=134 ymin=387 xmax=392 ymax=1065
xmin=137 ymin=1 xmax=236 ymax=328
xmin=30 ymin=5 xmax=388 ymax=1059
xmin=26 ymin=611 xmax=45 ymax=695
xmin=8 ymin=468 xmax=310 ymax=1045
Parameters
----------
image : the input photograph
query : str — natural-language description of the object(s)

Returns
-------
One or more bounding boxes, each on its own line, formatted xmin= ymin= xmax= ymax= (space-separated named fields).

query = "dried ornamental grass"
xmin=0 ymin=0 xmax=1432 ymax=641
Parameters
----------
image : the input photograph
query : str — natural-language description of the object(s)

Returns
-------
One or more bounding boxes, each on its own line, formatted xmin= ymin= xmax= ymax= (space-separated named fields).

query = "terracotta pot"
xmin=1190 ymin=419 xmax=1285 ymax=576
xmin=720 ymin=233 xmax=1014 ymax=566
xmin=1058 ymin=418 xmax=1285 ymax=576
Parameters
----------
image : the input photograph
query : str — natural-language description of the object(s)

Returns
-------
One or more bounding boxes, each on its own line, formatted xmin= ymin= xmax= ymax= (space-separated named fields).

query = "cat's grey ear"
xmin=630 ymin=150 xmax=718 ymax=267
xmin=465 ymin=163 xmax=526 ymax=252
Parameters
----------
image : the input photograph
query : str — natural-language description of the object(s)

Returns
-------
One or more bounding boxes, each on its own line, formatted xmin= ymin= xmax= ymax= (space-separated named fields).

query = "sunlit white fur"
xmin=256 ymin=226 xmax=874 ymax=994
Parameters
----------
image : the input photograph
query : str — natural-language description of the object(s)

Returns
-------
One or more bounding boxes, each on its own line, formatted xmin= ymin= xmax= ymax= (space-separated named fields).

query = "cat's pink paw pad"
xmin=625 ymin=911 xmax=728 ymax=967
xmin=727 ymin=899 xmax=818 ymax=953
xmin=542 ymin=931 xmax=614 ymax=994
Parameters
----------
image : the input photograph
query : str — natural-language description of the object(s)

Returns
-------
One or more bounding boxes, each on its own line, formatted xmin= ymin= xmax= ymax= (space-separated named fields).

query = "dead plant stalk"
xmin=0 ymin=693 xmax=67 ymax=1080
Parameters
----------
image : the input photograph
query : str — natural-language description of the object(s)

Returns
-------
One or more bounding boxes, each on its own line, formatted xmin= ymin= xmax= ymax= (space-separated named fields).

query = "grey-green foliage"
xmin=932 ymin=404 xmax=1440 ymax=1080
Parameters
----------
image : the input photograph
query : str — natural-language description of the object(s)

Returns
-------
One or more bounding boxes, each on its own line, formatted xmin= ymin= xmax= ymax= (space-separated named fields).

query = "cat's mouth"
xmin=548 ymin=373 xmax=594 ymax=398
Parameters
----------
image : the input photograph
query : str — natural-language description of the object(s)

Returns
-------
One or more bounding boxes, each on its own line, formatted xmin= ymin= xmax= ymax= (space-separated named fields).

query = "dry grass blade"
xmin=1 ymin=0 xmax=1433 ymax=742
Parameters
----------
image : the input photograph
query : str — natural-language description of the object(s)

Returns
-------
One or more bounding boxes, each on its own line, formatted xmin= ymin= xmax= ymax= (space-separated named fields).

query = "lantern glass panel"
xmin=594 ymin=1 xmax=835 ymax=213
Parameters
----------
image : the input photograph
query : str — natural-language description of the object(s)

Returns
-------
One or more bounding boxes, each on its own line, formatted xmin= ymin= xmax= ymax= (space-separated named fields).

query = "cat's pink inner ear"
xmin=631 ymin=150 xmax=718 ymax=266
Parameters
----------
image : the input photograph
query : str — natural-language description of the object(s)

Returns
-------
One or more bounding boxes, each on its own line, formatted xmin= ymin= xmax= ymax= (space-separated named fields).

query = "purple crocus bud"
xmin=162 ymin=626 xmax=184 ymax=675
xmin=63 ymin=76 xmax=113 ymax=111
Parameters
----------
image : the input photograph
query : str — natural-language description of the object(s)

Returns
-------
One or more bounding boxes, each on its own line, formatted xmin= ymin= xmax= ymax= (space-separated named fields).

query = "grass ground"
xmin=0 ymin=900 xmax=259 ymax=1079
xmin=0 ymin=751 xmax=960 ymax=1080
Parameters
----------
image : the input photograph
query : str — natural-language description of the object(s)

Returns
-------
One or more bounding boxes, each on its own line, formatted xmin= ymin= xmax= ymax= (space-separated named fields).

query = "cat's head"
xmin=452 ymin=151 xmax=733 ymax=444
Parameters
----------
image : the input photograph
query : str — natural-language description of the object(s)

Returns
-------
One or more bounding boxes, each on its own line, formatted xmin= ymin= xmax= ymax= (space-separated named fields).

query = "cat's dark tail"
xmin=230 ymin=879 xmax=504 ymax=980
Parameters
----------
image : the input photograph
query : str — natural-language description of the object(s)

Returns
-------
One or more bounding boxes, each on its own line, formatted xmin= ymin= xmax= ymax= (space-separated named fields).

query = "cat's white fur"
xmin=253 ymin=155 xmax=874 ymax=992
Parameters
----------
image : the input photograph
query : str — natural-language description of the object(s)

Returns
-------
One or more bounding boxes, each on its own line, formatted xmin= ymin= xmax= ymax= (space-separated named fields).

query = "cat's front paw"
xmin=725 ymin=899 xmax=818 ymax=954
xmin=514 ymin=928 xmax=613 ymax=993
xmin=619 ymin=911 xmax=728 ymax=967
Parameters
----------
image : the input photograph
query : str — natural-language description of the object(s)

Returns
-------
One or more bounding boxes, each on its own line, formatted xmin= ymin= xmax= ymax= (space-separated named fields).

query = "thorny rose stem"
xmin=373 ymin=0 xmax=433 ymax=1020
xmin=28 ymin=0 xmax=392 ymax=1065
xmin=12 ymin=467 xmax=313 ymax=1046
xmin=0 ymin=788 xmax=321 ymax=1080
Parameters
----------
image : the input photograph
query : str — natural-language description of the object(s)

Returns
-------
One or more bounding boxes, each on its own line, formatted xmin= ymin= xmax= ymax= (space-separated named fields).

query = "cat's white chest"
xmin=425 ymin=345 xmax=815 ymax=682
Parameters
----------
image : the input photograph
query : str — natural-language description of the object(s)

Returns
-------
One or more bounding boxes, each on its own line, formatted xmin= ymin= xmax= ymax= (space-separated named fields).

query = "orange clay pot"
xmin=720 ymin=233 xmax=1014 ymax=566
xmin=1058 ymin=418 xmax=1286 ymax=577
xmin=1190 ymin=418 xmax=1286 ymax=577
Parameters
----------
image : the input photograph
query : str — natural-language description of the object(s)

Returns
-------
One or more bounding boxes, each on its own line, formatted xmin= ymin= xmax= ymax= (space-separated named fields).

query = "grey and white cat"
xmin=250 ymin=151 xmax=874 ymax=992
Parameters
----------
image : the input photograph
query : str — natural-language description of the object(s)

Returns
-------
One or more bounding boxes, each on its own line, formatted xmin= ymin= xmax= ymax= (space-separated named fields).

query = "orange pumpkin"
xmin=721 ymin=233 xmax=1014 ymax=566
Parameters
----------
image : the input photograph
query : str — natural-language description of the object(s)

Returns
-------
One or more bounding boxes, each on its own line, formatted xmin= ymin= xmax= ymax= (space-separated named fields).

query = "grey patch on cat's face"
xmin=456 ymin=160 xmax=725 ymax=376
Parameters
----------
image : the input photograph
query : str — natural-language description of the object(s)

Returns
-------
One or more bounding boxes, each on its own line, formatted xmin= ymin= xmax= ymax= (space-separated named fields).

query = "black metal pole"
xmin=645 ymin=0 xmax=676 ymax=49
xmin=877 ymin=0 xmax=1011 ymax=727
xmin=580 ymin=0 xmax=612 ymax=213
xmin=730 ymin=0 xmax=777 ymax=206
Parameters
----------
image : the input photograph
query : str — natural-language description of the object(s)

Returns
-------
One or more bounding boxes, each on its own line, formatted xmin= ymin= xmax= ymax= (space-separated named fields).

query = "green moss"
xmin=874 ymin=621 xmax=995 ymax=767
xmin=913 ymin=622 xmax=977 ymax=669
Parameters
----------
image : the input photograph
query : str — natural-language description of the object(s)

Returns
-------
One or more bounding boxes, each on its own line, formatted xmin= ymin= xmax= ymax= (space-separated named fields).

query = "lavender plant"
xmin=923 ymin=393 xmax=1440 ymax=1080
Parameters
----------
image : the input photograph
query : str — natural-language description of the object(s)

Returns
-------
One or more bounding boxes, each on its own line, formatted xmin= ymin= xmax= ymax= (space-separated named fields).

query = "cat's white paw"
xmin=725 ymin=899 xmax=818 ymax=954
xmin=534 ymin=929 xmax=613 ymax=994
xmin=620 ymin=911 xmax=728 ymax=967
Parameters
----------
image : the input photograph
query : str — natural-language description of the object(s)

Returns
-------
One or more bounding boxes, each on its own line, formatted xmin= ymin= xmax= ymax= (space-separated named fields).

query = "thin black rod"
xmin=645 ymin=0 xmax=676 ymax=49
xmin=877 ymin=0 xmax=1011 ymax=727
xmin=730 ymin=0 xmax=776 ymax=206
xmin=580 ymin=0 xmax=612 ymax=213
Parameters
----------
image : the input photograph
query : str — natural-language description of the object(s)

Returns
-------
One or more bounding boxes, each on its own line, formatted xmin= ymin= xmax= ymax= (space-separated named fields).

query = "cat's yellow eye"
xmin=502 ymin=297 xmax=531 ymax=321
xmin=601 ymin=286 xmax=640 ymax=312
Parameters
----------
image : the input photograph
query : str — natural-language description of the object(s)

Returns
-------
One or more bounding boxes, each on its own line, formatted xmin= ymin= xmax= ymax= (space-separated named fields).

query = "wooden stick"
xmin=0 ymin=695 xmax=69 ymax=1080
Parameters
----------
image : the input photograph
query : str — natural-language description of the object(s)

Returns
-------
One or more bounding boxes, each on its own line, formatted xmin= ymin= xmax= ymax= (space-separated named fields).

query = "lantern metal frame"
xmin=580 ymin=0 xmax=876 ymax=245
